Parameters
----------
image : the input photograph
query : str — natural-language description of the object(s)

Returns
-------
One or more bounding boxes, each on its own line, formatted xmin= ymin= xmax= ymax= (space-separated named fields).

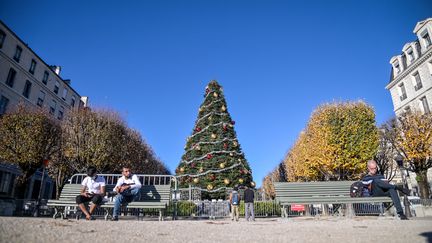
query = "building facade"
xmin=386 ymin=18 xmax=432 ymax=197
xmin=0 ymin=20 xmax=87 ymax=211
xmin=0 ymin=20 xmax=86 ymax=116
xmin=386 ymin=18 xmax=432 ymax=115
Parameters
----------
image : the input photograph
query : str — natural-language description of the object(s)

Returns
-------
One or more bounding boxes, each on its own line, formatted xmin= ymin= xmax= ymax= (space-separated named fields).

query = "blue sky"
xmin=1 ymin=0 xmax=431 ymax=186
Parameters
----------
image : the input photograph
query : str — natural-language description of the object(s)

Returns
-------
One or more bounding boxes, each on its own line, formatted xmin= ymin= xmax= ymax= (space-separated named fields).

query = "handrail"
xmin=69 ymin=174 xmax=176 ymax=187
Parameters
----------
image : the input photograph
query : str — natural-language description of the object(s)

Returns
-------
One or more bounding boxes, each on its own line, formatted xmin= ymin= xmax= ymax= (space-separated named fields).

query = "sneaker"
xmin=398 ymin=213 xmax=408 ymax=220
xmin=111 ymin=216 xmax=119 ymax=221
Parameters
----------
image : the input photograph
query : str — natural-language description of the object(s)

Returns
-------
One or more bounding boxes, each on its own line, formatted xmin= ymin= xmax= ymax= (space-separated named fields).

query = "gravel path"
xmin=1 ymin=216 xmax=432 ymax=243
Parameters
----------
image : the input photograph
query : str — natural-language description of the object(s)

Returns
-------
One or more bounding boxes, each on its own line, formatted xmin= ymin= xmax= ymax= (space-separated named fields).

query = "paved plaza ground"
xmin=1 ymin=216 xmax=432 ymax=243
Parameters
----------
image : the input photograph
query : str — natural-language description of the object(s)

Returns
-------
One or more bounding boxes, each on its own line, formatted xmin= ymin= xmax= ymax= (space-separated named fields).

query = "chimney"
xmin=80 ymin=96 xmax=89 ymax=108
xmin=50 ymin=65 xmax=62 ymax=75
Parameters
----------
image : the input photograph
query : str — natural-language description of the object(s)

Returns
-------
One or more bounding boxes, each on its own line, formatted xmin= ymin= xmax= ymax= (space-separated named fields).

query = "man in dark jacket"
xmin=362 ymin=160 xmax=410 ymax=220
xmin=244 ymin=185 xmax=255 ymax=221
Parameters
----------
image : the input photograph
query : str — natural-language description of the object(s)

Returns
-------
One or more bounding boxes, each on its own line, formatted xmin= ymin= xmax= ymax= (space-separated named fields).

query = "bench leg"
xmin=159 ymin=210 xmax=162 ymax=221
xmin=104 ymin=208 xmax=111 ymax=221
xmin=346 ymin=203 xmax=354 ymax=218
xmin=53 ymin=207 xmax=60 ymax=219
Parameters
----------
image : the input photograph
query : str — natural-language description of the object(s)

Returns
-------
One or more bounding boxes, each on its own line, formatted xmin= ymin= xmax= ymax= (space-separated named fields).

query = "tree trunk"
xmin=14 ymin=175 xmax=30 ymax=199
xmin=54 ymin=169 xmax=69 ymax=199
xmin=416 ymin=170 xmax=431 ymax=199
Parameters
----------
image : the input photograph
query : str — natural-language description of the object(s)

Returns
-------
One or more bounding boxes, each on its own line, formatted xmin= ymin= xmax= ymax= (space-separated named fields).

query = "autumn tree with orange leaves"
xmin=383 ymin=111 xmax=432 ymax=199
xmin=283 ymin=101 xmax=379 ymax=181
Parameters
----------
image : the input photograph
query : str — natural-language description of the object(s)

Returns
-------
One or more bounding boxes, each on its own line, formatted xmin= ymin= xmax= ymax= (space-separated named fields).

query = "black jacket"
xmin=244 ymin=188 xmax=254 ymax=203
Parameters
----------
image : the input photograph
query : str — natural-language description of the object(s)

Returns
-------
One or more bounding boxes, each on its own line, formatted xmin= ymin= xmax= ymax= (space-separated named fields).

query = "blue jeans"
xmin=371 ymin=179 xmax=403 ymax=214
xmin=245 ymin=202 xmax=255 ymax=221
xmin=113 ymin=188 xmax=140 ymax=217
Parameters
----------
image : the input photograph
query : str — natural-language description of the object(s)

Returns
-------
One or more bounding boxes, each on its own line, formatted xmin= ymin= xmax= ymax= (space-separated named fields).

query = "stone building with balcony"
xmin=386 ymin=18 xmax=432 ymax=197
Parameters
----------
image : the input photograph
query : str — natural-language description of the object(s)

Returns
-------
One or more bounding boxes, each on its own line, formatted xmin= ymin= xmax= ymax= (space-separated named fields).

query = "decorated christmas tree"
xmin=176 ymin=80 xmax=254 ymax=199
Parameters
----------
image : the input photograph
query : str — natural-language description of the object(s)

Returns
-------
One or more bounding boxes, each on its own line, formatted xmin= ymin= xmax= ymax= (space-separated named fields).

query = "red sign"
xmin=291 ymin=204 xmax=305 ymax=212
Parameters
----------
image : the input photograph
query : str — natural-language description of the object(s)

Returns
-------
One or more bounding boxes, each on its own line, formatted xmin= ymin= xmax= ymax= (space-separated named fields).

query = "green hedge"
xmin=237 ymin=201 xmax=281 ymax=216
xmin=166 ymin=201 xmax=197 ymax=216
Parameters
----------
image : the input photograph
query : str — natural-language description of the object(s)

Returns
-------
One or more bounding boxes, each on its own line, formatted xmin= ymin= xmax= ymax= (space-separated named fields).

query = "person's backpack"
xmin=231 ymin=191 xmax=239 ymax=205
xmin=350 ymin=181 xmax=365 ymax=197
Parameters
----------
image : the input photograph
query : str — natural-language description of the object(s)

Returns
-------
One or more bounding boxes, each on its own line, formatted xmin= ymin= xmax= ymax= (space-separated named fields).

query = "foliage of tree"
xmin=0 ymin=103 xmax=169 ymax=200
xmin=374 ymin=123 xmax=400 ymax=182
xmin=262 ymin=162 xmax=286 ymax=200
xmin=61 ymin=108 xmax=167 ymax=173
xmin=0 ymin=104 xmax=61 ymax=198
xmin=284 ymin=101 xmax=379 ymax=181
xmin=389 ymin=111 xmax=432 ymax=199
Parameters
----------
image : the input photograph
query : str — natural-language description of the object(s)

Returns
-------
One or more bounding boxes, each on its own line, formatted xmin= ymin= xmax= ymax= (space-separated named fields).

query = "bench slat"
xmin=274 ymin=181 xmax=394 ymax=205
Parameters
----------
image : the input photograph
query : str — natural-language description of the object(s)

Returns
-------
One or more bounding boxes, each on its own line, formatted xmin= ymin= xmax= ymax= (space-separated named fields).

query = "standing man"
xmin=75 ymin=166 xmax=106 ymax=220
xmin=244 ymin=185 xmax=255 ymax=221
xmin=112 ymin=166 xmax=142 ymax=221
xmin=229 ymin=186 xmax=240 ymax=222
xmin=362 ymin=160 xmax=410 ymax=220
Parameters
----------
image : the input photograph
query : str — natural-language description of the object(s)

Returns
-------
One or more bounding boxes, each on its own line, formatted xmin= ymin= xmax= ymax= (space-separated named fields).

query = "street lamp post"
xmin=395 ymin=155 xmax=412 ymax=218
xmin=34 ymin=159 xmax=49 ymax=217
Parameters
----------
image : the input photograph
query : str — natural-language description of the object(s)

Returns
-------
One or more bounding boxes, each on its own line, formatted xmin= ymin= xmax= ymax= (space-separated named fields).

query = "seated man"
xmin=111 ymin=166 xmax=142 ymax=221
xmin=362 ymin=160 xmax=410 ymax=220
xmin=75 ymin=166 xmax=106 ymax=220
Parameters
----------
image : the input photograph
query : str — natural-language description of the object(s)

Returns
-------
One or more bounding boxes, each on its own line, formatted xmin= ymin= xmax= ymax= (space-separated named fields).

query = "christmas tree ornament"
xmin=211 ymin=133 xmax=217 ymax=139
xmin=180 ymin=167 xmax=185 ymax=172
xmin=205 ymin=88 xmax=210 ymax=94
xmin=250 ymin=181 xmax=256 ymax=187
xmin=195 ymin=127 xmax=201 ymax=132
xmin=207 ymin=184 xmax=213 ymax=190
xmin=238 ymin=178 xmax=244 ymax=184
xmin=209 ymin=174 xmax=216 ymax=181
xmin=233 ymin=141 xmax=238 ymax=147
xmin=221 ymin=105 xmax=226 ymax=111
xmin=199 ymin=167 xmax=204 ymax=173
xmin=213 ymin=92 xmax=218 ymax=98
xmin=238 ymin=159 xmax=241 ymax=162
xmin=230 ymin=152 xmax=234 ymax=156
xmin=223 ymin=143 xmax=228 ymax=149
xmin=207 ymin=154 xmax=213 ymax=159
xmin=208 ymin=116 xmax=212 ymax=121
xmin=195 ymin=145 xmax=201 ymax=151
xmin=231 ymin=121 xmax=236 ymax=125
xmin=191 ymin=162 xmax=196 ymax=168
xmin=224 ymin=178 xmax=230 ymax=185
xmin=193 ymin=178 xmax=199 ymax=184
xmin=219 ymin=163 xmax=225 ymax=169
xmin=223 ymin=124 xmax=227 ymax=131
